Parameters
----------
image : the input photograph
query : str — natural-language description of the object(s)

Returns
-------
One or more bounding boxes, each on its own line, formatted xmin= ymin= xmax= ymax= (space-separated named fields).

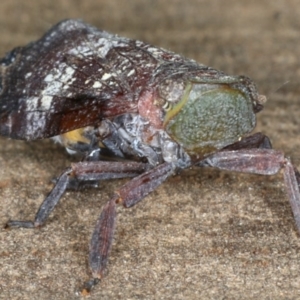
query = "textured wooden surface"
xmin=1 ymin=1 xmax=300 ymax=299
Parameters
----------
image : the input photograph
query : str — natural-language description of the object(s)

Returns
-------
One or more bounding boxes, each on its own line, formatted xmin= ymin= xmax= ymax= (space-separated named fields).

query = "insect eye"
xmin=162 ymin=101 xmax=172 ymax=111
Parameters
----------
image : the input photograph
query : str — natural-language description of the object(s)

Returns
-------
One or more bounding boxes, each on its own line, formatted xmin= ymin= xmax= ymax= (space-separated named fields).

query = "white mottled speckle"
xmin=25 ymin=95 xmax=52 ymax=112
xmin=101 ymin=73 xmax=112 ymax=80
xmin=61 ymin=67 xmax=75 ymax=82
xmin=25 ymin=72 xmax=32 ymax=78
xmin=147 ymin=47 xmax=160 ymax=53
xmin=42 ymin=63 xmax=76 ymax=96
xmin=26 ymin=96 xmax=39 ymax=111
xmin=135 ymin=41 xmax=144 ymax=47
xmin=44 ymin=74 xmax=54 ymax=82
xmin=94 ymin=37 xmax=127 ymax=58
xmin=145 ymin=64 xmax=154 ymax=68
xmin=68 ymin=44 xmax=93 ymax=57
xmin=25 ymin=111 xmax=46 ymax=138
xmin=95 ymin=38 xmax=113 ymax=58
xmin=67 ymin=34 xmax=127 ymax=60
xmin=127 ymin=69 xmax=135 ymax=77
xmin=41 ymin=95 xmax=53 ymax=110
xmin=93 ymin=81 xmax=102 ymax=88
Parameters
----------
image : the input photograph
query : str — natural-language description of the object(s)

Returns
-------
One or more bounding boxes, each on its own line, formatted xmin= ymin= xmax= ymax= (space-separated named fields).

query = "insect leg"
xmin=222 ymin=132 xmax=272 ymax=151
xmin=6 ymin=161 xmax=148 ymax=229
xmin=282 ymin=162 xmax=300 ymax=231
xmin=199 ymin=148 xmax=300 ymax=233
xmin=6 ymin=167 xmax=72 ymax=228
xmin=198 ymin=133 xmax=272 ymax=168
xmin=84 ymin=162 xmax=174 ymax=293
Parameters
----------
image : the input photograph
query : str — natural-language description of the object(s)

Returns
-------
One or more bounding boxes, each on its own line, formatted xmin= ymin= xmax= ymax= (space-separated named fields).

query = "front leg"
xmin=6 ymin=161 xmax=149 ymax=229
xmin=200 ymin=148 xmax=300 ymax=232
xmin=82 ymin=162 xmax=175 ymax=294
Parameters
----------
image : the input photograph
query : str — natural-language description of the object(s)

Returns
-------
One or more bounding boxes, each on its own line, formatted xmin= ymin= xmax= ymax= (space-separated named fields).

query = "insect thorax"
xmin=53 ymin=113 xmax=191 ymax=168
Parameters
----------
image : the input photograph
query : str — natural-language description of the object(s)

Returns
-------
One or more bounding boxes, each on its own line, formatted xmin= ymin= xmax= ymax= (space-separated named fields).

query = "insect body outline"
xmin=0 ymin=19 xmax=300 ymax=293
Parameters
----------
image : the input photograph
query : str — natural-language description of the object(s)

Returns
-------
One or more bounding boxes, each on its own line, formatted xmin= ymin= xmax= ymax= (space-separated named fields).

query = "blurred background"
xmin=1 ymin=1 xmax=300 ymax=299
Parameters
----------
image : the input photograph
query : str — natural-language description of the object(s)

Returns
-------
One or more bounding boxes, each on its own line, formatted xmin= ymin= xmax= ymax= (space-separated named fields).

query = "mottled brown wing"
xmin=0 ymin=20 xmax=139 ymax=140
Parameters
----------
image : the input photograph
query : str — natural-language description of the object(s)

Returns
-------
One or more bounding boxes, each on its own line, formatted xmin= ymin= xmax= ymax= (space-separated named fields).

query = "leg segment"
xmin=198 ymin=132 xmax=273 ymax=168
xmin=6 ymin=167 xmax=72 ymax=228
xmin=283 ymin=163 xmax=300 ymax=230
xmin=200 ymin=148 xmax=300 ymax=232
xmin=82 ymin=162 xmax=175 ymax=293
xmin=6 ymin=161 xmax=148 ymax=229
xmin=222 ymin=132 xmax=272 ymax=151
xmin=201 ymin=149 xmax=284 ymax=175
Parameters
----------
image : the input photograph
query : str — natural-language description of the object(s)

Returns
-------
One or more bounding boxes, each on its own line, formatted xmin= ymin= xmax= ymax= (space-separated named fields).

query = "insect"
xmin=1 ymin=19 xmax=300 ymax=294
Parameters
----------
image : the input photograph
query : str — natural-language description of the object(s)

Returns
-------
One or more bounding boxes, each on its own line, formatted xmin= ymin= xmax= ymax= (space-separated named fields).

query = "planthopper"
xmin=0 ymin=19 xmax=300 ymax=294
